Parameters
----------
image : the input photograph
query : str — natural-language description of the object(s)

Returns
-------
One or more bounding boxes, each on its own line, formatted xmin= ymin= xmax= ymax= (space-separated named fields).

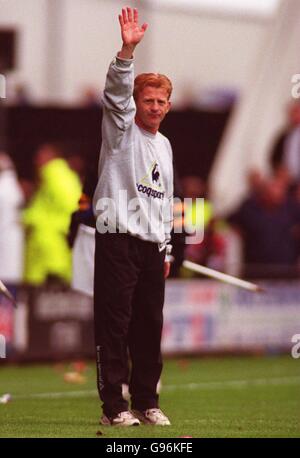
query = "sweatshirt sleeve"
xmin=102 ymin=56 xmax=136 ymax=141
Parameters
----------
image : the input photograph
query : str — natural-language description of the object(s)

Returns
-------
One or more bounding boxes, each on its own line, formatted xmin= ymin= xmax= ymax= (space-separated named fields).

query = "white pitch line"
xmin=162 ymin=375 xmax=300 ymax=392
xmin=15 ymin=390 xmax=98 ymax=400
xmin=11 ymin=375 xmax=300 ymax=400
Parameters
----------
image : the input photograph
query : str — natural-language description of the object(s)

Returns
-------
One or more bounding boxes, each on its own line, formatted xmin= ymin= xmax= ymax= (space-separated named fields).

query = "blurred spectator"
xmin=169 ymin=163 xmax=185 ymax=277
xmin=19 ymin=178 xmax=35 ymax=204
xmin=228 ymin=173 xmax=300 ymax=278
xmin=13 ymin=83 xmax=32 ymax=106
xmin=65 ymin=153 xmax=86 ymax=184
xmin=80 ymin=86 xmax=102 ymax=108
xmin=68 ymin=162 xmax=98 ymax=250
xmin=0 ymin=153 xmax=24 ymax=283
xmin=69 ymin=166 xmax=97 ymax=297
xmin=180 ymin=176 xmax=221 ymax=274
xmin=22 ymin=144 xmax=82 ymax=286
xmin=270 ymin=101 xmax=300 ymax=184
xmin=247 ymin=168 xmax=265 ymax=193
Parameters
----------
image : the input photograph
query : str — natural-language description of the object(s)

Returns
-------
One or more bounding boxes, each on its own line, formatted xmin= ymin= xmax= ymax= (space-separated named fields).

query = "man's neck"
xmin=135 ymin=117 xmax=158 ymax=135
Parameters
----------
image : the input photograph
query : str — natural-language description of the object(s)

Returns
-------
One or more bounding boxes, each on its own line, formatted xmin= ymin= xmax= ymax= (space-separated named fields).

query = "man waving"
xmin=93 ymin=7 xmax=173 ymax=427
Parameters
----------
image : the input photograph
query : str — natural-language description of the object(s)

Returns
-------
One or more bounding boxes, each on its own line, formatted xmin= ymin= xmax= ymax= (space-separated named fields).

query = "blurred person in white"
xmin=0 ymin=153 xmax=24 ymax=283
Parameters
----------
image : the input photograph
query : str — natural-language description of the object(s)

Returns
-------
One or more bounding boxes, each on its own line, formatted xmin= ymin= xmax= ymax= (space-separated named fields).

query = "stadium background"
xmin=0 ymin=0 xmax=299 ymax=438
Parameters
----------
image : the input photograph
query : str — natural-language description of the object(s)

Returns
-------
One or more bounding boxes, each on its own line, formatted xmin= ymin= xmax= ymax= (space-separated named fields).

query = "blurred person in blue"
xmin=0 ymin=152 xmax=24 ymax=284
xmin=270 ymin=101 xmax=300 ymax=185
xmin=22 ymin=143 xmax=81 ymax=286
xmin=228 ymin=171 xmax=300 ymax=279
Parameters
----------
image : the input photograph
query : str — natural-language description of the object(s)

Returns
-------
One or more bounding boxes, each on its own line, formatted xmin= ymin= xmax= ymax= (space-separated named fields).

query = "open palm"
xmin=119 ymin=7 xmax=148 ymax=47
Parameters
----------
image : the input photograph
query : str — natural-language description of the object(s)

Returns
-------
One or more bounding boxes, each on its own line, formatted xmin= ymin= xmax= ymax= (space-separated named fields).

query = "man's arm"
xmin=101 ymin=8 xmax=147 ymax=139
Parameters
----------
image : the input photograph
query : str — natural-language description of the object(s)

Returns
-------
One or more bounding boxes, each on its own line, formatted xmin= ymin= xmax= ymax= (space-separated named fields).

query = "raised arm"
xmin=117 ymin=7 xmax=148 ymax=59
xmin=101 ymin=8 xmax=148 ymax=142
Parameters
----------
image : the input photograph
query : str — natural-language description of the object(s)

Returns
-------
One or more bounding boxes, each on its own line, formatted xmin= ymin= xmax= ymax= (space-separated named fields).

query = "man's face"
xmin=135 ymin=86 xmax=171 ymax=134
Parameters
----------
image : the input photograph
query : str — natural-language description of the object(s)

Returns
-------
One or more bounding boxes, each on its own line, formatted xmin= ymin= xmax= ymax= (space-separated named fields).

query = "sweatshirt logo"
xmin=136 ymin=161 xmax=165 ymax=199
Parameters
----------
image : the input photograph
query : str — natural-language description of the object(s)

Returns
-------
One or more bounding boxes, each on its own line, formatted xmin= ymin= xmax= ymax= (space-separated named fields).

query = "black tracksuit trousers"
xmin=94 ymin=231 xmax=166 ymax=418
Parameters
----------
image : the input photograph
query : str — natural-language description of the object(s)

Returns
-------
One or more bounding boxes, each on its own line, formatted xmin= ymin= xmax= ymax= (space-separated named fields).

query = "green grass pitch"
xmin=0 ymin=355 xmax=299 ymax=438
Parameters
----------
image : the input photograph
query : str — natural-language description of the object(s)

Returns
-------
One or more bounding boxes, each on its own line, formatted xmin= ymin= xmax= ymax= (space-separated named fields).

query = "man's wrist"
xmin=118 ymin=44 xmax=136 ymax=60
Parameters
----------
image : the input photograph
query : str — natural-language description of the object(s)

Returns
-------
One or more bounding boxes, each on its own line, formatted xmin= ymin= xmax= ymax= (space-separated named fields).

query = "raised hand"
xmin=118 ymin=7 xmax=148 ymax=58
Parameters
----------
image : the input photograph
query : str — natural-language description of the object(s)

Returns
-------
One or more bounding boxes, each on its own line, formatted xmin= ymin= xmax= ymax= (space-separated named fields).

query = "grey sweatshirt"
xmin=93 ymin=56 xmax=174 ymax=252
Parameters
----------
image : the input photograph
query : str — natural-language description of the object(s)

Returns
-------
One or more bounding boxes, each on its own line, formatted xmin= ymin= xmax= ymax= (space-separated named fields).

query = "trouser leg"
xmin=94 ymin=232 xmax=140 ymax=417
xmin=129 ymin=245 xmax=165 ymax=411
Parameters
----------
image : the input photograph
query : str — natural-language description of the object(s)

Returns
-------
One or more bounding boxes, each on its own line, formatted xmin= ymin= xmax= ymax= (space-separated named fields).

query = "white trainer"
xmin=100 ymin=410 xmax=140 ymax=426
xmin=133 ymin=408 xmax=171 ymax=426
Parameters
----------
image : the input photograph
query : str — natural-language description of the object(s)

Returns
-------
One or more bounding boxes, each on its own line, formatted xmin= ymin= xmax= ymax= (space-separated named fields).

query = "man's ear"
xmin=166 ymin=101 xmax=171 ymax=113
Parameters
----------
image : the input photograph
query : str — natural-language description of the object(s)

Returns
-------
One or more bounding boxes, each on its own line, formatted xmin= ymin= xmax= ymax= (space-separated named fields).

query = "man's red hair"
xmin=134 ymin=73 xmax=173 ymax=101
